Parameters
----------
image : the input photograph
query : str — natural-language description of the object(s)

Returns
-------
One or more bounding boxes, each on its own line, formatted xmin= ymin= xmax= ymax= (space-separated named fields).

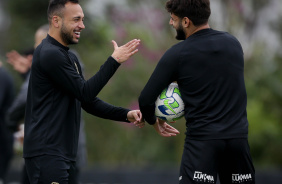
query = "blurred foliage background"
xmin=0 ymin=0 xmax=282 ymax=170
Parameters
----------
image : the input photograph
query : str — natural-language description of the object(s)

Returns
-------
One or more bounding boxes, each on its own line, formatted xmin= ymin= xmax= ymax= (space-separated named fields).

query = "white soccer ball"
xmin=155 ymin=83 xmax=184 ymax=122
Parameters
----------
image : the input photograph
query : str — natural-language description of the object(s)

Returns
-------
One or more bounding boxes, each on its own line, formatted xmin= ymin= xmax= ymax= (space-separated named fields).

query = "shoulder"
xmin=170 ymin=41 xmax=185 ymax=51
xmin=165 ymin=41 xmax=189 ymax=64
xmin=214 ymin=30 xmax=241 ymax=43
xmin=0 ymin=67 xmax=13 ymax=80
xmin=40 ymin=44 xmax=69 ymax=66
xmin=163 ymin=41 xmax=185 ymax=59
xmin=68 ymin=49 xmax=80 ymax=64
xmin=156 ymin=42 xmax=185 ymax=69
xmin=69 ymin=49 xmax=84 ymax=70
xmin=34 ymin=42 xmax=70 ymax=74
xmin=221 ymin=31 xmax=243 ymax=51
xmin=41 ymin=43 xmax=67 ymax=60
xmin=0 ymin=67 xmax=14 ymax=89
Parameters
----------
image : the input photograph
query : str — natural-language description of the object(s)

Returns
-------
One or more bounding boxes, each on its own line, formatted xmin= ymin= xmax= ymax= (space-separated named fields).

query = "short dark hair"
xmin=47 ymin=0 xmax=80 ymax=24
xmin=165 ymin=0 xmax=211 ymax=26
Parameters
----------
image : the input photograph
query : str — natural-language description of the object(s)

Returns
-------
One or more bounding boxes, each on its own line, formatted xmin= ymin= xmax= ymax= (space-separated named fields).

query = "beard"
xmin=175 ymin=23 xmax=186 ymax=40
xmin=60 ymin=22 xmax=78 ymax=45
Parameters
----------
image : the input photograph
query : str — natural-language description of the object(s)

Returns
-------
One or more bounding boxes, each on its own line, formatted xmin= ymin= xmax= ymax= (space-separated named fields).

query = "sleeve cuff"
xmin=145 ymin=116 xmax=156 ymax=125
xmin=124 ymin=109 xmax=131 ymax=123
xmin=109 ymin=56 xmax=121 ymax=65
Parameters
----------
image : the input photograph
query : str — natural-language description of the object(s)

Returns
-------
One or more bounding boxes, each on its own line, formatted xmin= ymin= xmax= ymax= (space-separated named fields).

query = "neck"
xmin=186 ymin=24 xmax=210 ymax=39
xmin=49 ymin=29 xmax=67 ymax=46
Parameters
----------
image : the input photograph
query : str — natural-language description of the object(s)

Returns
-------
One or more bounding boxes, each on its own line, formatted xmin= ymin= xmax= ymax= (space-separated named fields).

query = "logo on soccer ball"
xmin=155 ymin=83 xmax=184 ymax=122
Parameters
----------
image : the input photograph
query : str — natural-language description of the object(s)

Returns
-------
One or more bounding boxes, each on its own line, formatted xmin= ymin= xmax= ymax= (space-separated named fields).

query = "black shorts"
xmin=25 ymin=155 xmax=78 ymax=184
xmin=179 ymin=138 xmax=255 ymax=184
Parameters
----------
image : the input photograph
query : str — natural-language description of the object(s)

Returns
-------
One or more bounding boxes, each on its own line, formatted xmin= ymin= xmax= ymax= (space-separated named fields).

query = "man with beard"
xmin=138 ymin=0 xmax=255 ymax=183
xmin=24 ymin=0 xmax=143 ymax=183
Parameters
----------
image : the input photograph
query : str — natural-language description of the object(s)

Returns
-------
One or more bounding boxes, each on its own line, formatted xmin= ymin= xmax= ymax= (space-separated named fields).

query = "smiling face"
xmin=60 ymin=2 xmax=85 ymax=45
xmin=169 ymin=13 xmax=186 ymax=40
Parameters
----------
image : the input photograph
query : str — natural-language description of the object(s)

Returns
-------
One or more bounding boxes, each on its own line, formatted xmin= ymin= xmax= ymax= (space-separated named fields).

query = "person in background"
xmin=0 ymin=61 xmax=15 ymax=184
xmin=138 ymin=0 xmax=255 ymax=183
xmin=6 ymin=49 xmax=33 ymax=132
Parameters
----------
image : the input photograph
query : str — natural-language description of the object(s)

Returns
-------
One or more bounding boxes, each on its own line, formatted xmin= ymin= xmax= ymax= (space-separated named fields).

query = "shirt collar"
xmin=193 ymin=28 xmax=212 ymax=36
xmin=47 ymin=34 xmax=69 ymax=51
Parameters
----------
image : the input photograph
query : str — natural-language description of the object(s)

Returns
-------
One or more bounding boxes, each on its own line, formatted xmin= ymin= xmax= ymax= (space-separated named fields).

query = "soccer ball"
xmin=155 ymin=83 xmax=184 ymax=122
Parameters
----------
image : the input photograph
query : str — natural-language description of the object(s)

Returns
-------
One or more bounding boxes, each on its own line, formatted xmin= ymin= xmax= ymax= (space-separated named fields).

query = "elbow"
xmin=138 ymin=94 xmax=146 ymax=108
xmin=138 ymin=93 xmax=152 ymax=109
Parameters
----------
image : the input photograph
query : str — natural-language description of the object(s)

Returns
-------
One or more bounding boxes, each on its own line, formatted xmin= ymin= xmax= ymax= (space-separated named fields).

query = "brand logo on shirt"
xmin=232 ymin=173 xmax=252 ymax=183
xmin=179 ymin=176 xmax=182 ymax=181
xmin=74 ymin=62 xmax=80 ymax=74
xmin=193 ymin=171 xmax=215 ymax=183
xmin=51 ymin=182 xmax=59 ymax=184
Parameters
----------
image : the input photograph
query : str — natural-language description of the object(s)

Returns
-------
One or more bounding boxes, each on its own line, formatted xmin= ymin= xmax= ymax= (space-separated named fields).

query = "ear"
xmin=52 ymin=16 xmax=61 ymax=28
xmin=182 ymin=17 xmax=190 ymax=28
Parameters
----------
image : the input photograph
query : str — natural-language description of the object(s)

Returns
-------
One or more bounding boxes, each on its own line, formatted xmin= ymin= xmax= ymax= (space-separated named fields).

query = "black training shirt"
xmin=24 ymin=35 xmax=130 ymax=161
xmin=139 ymin=29 xmax=249 ymax=140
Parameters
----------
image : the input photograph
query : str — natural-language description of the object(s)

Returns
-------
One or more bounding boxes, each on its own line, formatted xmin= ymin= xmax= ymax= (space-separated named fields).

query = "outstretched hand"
xmin=111 ymin=39 xmax=140 ymax=63
xmin=127 ymin=110 xmax=145 ymax=128
xmin=153 ymin=118 xmax=180 ymax=137
xmin=6 ymin=50 xmax=31 ymax=74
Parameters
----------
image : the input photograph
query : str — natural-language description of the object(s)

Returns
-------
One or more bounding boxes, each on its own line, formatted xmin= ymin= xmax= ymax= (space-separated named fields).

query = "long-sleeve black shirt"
xmin=0 ymin=67 xmax=14 ymax=124
xmin=24 ymin=35 xmax=130 ymax=161
xmin=6 ymin=72 xmax=29 ymax=132
xmin=0 ymin=66 xmax=14 ymax=158
xmin=139 ymin=29 xmax=249 ymax=140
